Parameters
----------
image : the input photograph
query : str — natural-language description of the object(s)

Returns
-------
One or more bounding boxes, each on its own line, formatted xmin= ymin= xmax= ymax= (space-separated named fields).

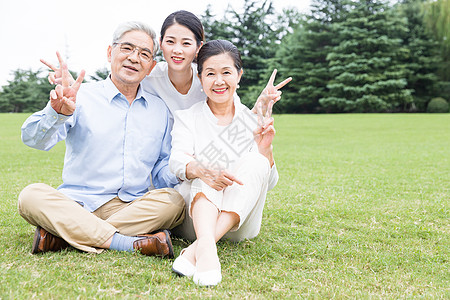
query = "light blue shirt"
xmin=21 ymin=77 xmax=178 ymax=212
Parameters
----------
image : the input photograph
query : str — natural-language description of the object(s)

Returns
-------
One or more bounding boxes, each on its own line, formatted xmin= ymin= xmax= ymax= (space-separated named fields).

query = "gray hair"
xmin=112 ymin=21 xmax=159 ymax=59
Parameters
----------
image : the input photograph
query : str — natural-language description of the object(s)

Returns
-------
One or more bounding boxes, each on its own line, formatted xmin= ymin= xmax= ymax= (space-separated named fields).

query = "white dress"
xmin=169 ymin=97 xmax=279 ymax=241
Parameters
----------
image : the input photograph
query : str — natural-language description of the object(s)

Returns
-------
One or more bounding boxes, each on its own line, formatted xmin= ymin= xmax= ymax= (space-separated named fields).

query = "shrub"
xmin=427 ymin=97 xmax=449 ymax=113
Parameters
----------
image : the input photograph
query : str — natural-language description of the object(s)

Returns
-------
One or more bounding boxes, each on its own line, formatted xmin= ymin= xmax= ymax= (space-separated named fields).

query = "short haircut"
xmin=197 ymin=40 xmax=243 ymax=76
xmin=112 ymin=21 xmax=159 ymax=59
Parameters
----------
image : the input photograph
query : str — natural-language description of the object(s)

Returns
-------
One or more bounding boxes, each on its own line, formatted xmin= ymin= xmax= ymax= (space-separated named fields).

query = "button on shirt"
xmin=21 ymin=77 xmax=178 ymax=212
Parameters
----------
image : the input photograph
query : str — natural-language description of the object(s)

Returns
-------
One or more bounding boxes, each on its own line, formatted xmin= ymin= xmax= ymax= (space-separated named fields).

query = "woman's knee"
xmin=239 ymin=152 xmax=270 ymax=172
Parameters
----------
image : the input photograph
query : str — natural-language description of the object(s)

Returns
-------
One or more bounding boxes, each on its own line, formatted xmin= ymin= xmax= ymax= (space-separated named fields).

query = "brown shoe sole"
xmin=31 ymin=226 xmax=43 ymax=254
xmin=162 ymin=230 xmax=174 ymax=258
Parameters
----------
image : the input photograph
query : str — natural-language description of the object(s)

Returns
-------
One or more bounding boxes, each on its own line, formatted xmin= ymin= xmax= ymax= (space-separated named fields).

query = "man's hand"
xmin=41 ymin=51 xmax=76 ymax=86
xmin=49 ymin=59 xmax=85 ymax=116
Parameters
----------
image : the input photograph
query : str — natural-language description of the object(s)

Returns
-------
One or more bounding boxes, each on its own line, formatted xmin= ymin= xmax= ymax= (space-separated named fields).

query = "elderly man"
xmin=18 ymin=21 xmax=184 ymax=257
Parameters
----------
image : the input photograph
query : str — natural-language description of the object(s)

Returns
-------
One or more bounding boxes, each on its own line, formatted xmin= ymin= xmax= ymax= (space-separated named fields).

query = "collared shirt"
xmin=21 ymin=77 xmax=178 ymax=212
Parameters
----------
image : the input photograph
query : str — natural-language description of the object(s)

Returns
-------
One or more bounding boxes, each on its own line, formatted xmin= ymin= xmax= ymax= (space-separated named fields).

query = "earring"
xmin=200 ymin=88 xmax=203 ymax=92
xmin=237 ymin=84 xmax=240 ymax=89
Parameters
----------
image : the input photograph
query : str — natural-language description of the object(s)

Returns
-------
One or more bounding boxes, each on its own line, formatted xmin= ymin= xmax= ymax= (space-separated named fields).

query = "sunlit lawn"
xmin=0 ymin=113 xmax=448 ymax=298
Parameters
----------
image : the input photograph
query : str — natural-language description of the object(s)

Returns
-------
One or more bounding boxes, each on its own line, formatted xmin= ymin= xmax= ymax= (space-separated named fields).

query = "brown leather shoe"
xmin=31 ymin=226 xmax=69 ymax=254
xmin=133 ymin=230 xmax=174 ymax=258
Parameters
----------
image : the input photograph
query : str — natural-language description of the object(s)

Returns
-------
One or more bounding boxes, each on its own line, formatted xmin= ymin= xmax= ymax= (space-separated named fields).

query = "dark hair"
xmin=197 ymin=40 xmax=243 ymax=76
xmin=160 ymin=10 xmax=204 ymax=46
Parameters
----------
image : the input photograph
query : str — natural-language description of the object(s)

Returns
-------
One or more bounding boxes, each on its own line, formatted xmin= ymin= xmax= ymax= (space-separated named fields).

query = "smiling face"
xmin=200 ymin=53 xmax=243 ymax=106
xmin=160 ymin=23 xmax=202 ymax=72
xmin=107 ymin=30 xmax=156 ymax=90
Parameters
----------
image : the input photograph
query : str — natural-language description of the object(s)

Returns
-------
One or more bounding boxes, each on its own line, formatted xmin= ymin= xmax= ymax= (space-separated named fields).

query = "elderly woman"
xmin=169 ymin=39 xmax=290 ymax=286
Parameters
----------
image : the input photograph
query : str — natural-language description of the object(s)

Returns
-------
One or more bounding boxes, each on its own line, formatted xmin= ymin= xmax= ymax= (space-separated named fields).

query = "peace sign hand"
xmin=40 ymin=51 xmax=76 ymax=86
xmin=254 ymin=100 xmax=276 ymax=150
xmin=253 ymin=69 xmax=292 ymax=116
xmin=49 ymin=60 xmax=85 ymax=116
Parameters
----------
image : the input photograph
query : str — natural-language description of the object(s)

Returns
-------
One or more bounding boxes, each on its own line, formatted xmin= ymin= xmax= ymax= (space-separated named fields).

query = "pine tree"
xmin=320 ymin=0 xmax=413 ymax=112
xmin=200 ymin=5 xmax=232 ymax=42
xmin=0 ymin=69 xmax=52 ymax=113
xmin=272 ymin=0 xmax=353 ymax=113
xmin=423 ymin=0 xmax=450 ymax=81
xmin=398 ymin=0 xmax=443 ymax=111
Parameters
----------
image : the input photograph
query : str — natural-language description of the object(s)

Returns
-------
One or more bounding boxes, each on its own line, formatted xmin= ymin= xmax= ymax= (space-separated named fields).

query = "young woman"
xmin=141 ymin=10 xmax=205 ymax=114
xmin=169 ymin=40 xmax=289 ymax=286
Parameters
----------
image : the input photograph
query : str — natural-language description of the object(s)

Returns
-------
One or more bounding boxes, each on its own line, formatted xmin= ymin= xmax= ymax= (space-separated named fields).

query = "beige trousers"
xmin=18 ymin=183 xmax=185 ymax=253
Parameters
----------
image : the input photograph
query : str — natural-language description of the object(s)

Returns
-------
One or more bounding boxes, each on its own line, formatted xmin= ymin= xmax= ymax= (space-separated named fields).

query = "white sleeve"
xmin=169 ymin=110 xmax=196 ymax=181
xmin=267 ymin=162 xmax=279 ymax=191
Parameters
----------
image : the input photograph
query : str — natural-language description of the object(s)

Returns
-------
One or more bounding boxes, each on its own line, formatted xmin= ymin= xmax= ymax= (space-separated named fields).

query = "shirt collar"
xmin=104 ymin=75 xmax=149 ymax=106
xmin=202 ymin=94 xmax=243 ymax=124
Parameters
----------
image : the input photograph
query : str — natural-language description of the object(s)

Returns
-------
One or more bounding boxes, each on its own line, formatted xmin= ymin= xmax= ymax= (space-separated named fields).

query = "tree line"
xmin=1 ymin=0 xmax=449 ymax=113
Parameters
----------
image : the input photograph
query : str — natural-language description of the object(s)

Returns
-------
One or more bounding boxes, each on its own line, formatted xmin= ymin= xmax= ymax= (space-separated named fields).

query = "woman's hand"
xmin=254 ymin=101 xmax=276 ymax=166
xmin=186 ymin=160 xmax=243 ymax=191
xmin=41 ymin=51 xmax=76 ymax=86
xmin=252 ymin=69 xmax=292 ymax=116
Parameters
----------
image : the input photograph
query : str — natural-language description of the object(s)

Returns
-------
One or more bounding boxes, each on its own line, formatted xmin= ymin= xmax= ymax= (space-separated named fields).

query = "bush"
xmin=427 ymin=97 xmax=449 ymax=113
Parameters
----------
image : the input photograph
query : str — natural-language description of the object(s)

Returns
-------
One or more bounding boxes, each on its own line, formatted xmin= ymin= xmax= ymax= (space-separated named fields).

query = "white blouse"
xmin=169 ymin=96 xmax=279 ymax=190
xmin=141 ymin=62 xmax=206 ymax=116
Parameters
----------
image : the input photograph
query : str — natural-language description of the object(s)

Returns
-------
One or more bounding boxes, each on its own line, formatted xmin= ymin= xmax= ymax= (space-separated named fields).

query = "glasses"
xmin=113 ymin=42 xmax=153 ymax=62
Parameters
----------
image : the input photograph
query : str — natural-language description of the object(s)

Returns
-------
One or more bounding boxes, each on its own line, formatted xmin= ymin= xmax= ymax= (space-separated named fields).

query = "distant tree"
xmin=273 ymin=0 xmax=351 ymax=113
xmin=423 ymin=0 xmax=450 ymax=80
xmin=397 ymin=0 xmax=443 ymax=111
xmin=320 ymin=0 xmax=414 ymax=112
xmin=89 ymin=67 xmax=110 ymax=81
xmin=201 ymin=4 xmax=232 ymax=41
xmin=0 ymin=69 xmax=52 ymax=113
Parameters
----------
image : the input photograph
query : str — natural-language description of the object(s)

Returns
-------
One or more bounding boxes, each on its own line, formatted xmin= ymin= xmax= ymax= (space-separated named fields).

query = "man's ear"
xmin=107 ymin=45 xmax=112 ymax=63
xmin=147 ymin=60 xmax=157 ymax=75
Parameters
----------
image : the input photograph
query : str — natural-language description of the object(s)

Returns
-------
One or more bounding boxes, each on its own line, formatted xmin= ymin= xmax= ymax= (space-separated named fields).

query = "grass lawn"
xmin=0 ymin=113 xmax=448 ymax=298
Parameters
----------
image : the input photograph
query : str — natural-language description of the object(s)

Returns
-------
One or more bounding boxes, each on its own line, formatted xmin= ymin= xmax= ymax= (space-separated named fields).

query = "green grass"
xmin=0 ymin=113 xmax=448 ymax=298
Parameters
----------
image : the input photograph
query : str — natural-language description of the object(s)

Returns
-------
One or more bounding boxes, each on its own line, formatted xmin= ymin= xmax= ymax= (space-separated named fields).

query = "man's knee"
xmin=162 ymin=188 xmax=185 ymax=208
xmin=161 ymin=188 xmax=186 ymax=227
xmin=144 ymin=188 xmax=185 ymax=217
xmin=18 ymin=183 xmax=49 ymax=212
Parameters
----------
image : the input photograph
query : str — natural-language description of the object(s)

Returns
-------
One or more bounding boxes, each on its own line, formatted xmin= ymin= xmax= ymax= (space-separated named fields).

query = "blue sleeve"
xmin=151 ymin=111 xmax=179 ymax=188
xmin=21 ymin=103 xmax=74 ymax=151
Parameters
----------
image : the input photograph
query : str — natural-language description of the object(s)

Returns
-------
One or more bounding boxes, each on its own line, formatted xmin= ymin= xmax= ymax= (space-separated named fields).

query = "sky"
xmin=0 ymin=0 xmax=310 ymax=87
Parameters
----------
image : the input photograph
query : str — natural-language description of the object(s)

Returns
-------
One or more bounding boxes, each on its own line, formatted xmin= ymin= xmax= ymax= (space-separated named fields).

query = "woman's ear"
xmin=196 ymin=41 xmax=204 ymax=54
xmin=238 ymin=69 xmax=244 ymax=82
